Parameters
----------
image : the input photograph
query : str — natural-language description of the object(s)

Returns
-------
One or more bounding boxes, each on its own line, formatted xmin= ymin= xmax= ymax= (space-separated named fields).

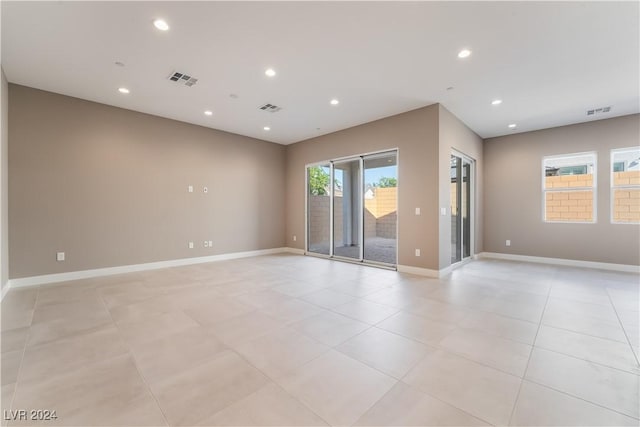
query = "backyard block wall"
xmin=613 ymin=171 xmax=640 ymax=222
xmin=544 ymin=174 xmax=594 ymax=221
xmin=544 ymin=172 xmax=640 ymax=222
xmin=309 ymin=187 xmax=398 ymax=246
xmin=545 ymin=190 xmax=594 ymax=221
xmin=365 ymin=187 xmax=398 ymax=238
xmin=308 ymin=195 xmax=342 ymax=245
xmin=545 ymin=173 xmax=594 ymax=189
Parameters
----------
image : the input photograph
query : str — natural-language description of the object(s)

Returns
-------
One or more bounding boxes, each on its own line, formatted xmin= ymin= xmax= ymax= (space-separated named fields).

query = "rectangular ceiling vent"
xmin=586 ymin=106 xmax=611 ymax=116
xmin=168 ymin=71 xmax=198 ymax=87
xmin=258 ymin=103 xmax=282 ymax=113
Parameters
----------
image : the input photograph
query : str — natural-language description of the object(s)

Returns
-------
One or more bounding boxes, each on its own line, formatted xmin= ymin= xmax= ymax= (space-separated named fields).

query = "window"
xmin=543 ymin=152 xmax=596 ymax=222
xmin=611 ymin=147 xmax=640 ymax=224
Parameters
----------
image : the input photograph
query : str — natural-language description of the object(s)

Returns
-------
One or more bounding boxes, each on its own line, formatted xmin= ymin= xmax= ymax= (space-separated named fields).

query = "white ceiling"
xmin=2 ymin=1 xmax=638 ymax=145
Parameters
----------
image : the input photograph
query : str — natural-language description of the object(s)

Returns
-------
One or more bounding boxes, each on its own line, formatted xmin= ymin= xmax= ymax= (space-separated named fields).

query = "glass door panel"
xmin=333 ymin=159 xmax=362 ymax=260
xmin=363 ymin=152 xmax=397 ymax=265
xmin=307 ymin=164 xmax=331 ymax=255
xmin=451 ymin=155 xmax=462 ymax=264
xmin=462 ymin=160 xmax=471 ymax=259
xmin=451 ymin=153 xmax=473 ymax=264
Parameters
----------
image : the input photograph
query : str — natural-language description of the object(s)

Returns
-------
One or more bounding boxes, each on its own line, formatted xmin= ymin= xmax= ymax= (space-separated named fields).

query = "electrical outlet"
xmin=506 ymin=240 xmax=511 ymax=247
xmin=208 ymin=240 xmax=212 ymax=247
xmin=415 ymin=207 xmax=421 ymax=215
xmin=293 ymin=235 xmax=297 ymax=241
xmin=415 ymin=249 xmax=421 ymax=257
xmin=56 ymin=252 xmax=65 ymax=262
xmin=441 ymin=207 xmax=447 ymax=216
xmin=204 ymin=241 xmax=209 ymax=248
xmin=188 ymin=185 xmax=193 ymax=193
xmin=188 ymin=241 xmax=194 ymax=249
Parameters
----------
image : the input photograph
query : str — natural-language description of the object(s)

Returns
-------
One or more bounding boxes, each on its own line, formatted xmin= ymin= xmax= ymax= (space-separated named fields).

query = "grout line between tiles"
xmin=5 ymin=287 xmax=38 ymax=427
xmin=97 ymin=290 xmax=172 ymax=427
xmin=328 ymin=329 xmax=500 ymax=425
xmin=606 ymin=287 xmax=640 ymax=367
xmin=507 ymin=275 xmax=553 ymax=425
xmin=538 ymin=320 xmax=631 ymax=345
xmin=523 ymin=378 xmax=640 ymax=421
xmin=223 ymin=346 xmax=334 ymax=427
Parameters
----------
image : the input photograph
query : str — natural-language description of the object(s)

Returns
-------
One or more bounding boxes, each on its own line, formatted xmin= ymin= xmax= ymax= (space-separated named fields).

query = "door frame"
xmin=451 ymin=149 xmax=476 ymax=264
xmin=304 ymin=148 xmax=399 ymax=268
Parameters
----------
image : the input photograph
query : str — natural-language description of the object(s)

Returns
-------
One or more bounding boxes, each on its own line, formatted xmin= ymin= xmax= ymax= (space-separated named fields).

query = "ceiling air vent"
xmin=258 ymin=103 xmax=282 ymax=113
xmin=586 ymin=106 xmax=611 ymax=116
xmin=168 ymin=71 xmax=198 ymax=87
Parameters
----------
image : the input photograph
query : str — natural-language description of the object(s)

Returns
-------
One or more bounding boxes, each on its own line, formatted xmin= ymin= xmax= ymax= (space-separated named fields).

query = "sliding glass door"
xmin=307 ymin=163 xmax=331 ymax=256
xmin=333 ymin=159 xmax=362 ymax=260
xmin=364 ymin=152 xmax=397 ymax=265
xmin=451 ymin=152 xmax=473 ymax=264
xmin=306 ymin=150 xmax=398 ymax=267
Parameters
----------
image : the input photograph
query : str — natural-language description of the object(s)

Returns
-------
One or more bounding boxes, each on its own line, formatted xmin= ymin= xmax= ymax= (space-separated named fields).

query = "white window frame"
xmin=611 ymin=147 xmax=640 ymax=225
xmin=542 ymin=151 xmax=597 ymax=224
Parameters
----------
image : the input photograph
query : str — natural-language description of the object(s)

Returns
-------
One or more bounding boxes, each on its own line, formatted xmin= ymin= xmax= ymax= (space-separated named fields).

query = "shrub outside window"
xmin=543 ymin=152 xmax=596 ymax=223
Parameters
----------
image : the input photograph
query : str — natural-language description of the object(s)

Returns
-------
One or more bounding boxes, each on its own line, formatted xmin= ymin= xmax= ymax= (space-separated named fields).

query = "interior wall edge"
xmin=0 ymin=66 xmax=9 ymax=292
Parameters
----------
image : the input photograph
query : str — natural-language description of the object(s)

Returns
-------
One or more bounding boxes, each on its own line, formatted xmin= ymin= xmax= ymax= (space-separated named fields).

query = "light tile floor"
xmin=1 ymin=254 xmax=639 ymax=426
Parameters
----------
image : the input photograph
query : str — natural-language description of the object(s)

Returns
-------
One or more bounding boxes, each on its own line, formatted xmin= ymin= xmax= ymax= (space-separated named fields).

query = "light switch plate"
xmin=56 ymin=252 xmax=65 ymax=261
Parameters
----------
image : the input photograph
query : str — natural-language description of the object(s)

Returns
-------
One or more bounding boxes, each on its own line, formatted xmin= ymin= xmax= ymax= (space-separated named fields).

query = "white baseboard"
xmin=478 ymin=252 xmax=640 ymax=273
xmin=283 ymin=247 xmax=305 ymax=255
xmin=397 ymin=264 xmax=440 ymax=278
xmin=1 ymin=283 xmax=9 ymax=300
xmin=7 ymin=247 xmax=292 ymax=290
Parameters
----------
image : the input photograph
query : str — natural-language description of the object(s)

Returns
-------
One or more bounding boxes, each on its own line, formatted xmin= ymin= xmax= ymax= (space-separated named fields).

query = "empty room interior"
xmin=1 ymin=2 xmax=639 ymax=426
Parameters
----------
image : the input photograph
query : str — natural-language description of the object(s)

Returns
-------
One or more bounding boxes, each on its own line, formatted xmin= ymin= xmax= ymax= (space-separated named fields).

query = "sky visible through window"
xmin=365 ymin=165 xmax=397 ymax=185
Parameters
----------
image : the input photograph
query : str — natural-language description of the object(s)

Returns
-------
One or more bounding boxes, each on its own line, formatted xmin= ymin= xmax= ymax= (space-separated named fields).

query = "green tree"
xmin=377 ymin=177 xmax=397 ymax=188
xmin=309 ymin=166 xmax=330 ymax=195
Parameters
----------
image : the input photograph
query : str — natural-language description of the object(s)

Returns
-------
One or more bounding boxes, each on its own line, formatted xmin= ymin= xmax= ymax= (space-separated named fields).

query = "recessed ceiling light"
xmin=204 ymin=110 xmax=213 ymax=116
xmin=457 ymin=49 xmax=472 ymax=59
xmin=508 ymin=123 xmax=517 ymax=129
xmin=330 ymin=99 xmax=340 ymax=106
xmin=118 ymin=87 xmax=130 ymax=94
xmin=265 ymin=68 xmax=276 ymax=77
xmin=491 ymin=99 xmax=503 ymax=105
xmin=263 ymin=126 xmax=271 ymax=131
xmin=153 ymin=19 xmax=169 ymax=31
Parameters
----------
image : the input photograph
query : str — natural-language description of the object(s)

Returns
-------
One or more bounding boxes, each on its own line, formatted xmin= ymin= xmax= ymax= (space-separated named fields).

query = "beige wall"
xmin=1 ymin=69 xmax=8 ymax=289
xmin=286 ymin=105 xmax=441 ymax=270
xmin=438 ymin=105 xmax=484 ymax=269
xmin=484 ymin=114 xmax=640 ymax=266
xmin=8 ymin=85 xmax=286 ymax=278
